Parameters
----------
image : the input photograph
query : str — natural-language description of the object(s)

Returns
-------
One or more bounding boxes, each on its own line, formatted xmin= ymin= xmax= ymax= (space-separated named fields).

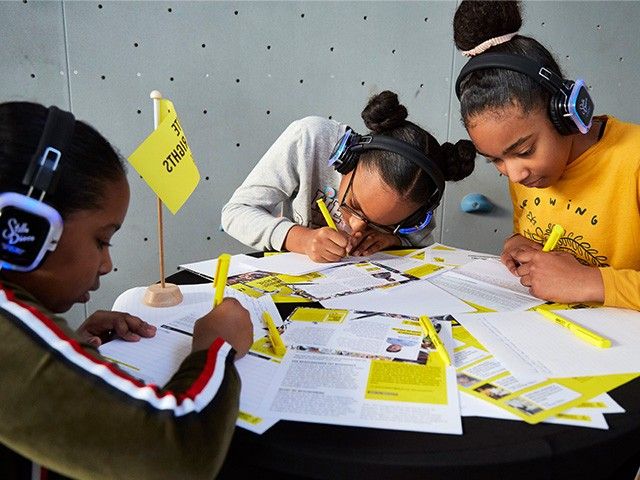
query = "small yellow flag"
xmin=128 ymin=99 xmax=200 ymax=214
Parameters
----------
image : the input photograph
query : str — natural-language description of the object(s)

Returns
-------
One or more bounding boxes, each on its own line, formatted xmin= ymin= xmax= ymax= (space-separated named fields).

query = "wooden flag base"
xmin=143 ymin=283 xmax=183 ymax=307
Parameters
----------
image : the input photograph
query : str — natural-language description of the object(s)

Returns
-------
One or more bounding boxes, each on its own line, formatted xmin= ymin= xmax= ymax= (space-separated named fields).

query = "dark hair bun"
xmin=361 ymin=90 xmax=408 ymax=134
xmin=439 ymin=139 xmax=476 ymax=181
xmin=453 ymin=1 xmax=522 ymax=52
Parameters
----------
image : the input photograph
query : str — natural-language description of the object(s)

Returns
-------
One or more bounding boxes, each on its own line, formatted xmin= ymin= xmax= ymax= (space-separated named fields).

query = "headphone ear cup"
xmin=334 ymin=150 xmax=358 ymax=174
xmin=0 ymin=193 xmax=63 ymax=272
xmin=548 ymin=94 xmax=574 ymax=136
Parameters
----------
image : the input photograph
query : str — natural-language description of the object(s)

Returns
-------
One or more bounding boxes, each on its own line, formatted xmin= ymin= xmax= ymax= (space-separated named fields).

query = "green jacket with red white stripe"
xmin=0 ymin=280 xmax=241 ymax=480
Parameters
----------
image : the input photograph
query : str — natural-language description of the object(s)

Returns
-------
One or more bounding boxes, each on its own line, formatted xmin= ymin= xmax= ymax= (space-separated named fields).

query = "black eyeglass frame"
xmin=338 ymin=165 xmax=434 ymax=236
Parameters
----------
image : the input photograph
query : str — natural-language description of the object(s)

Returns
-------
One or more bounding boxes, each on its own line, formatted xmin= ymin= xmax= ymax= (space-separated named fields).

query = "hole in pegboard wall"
xmin=201 ymin=43 xmax=206 ymax=48
xmin=267 ymin=45 xmax=271 ymax=50
xmin=236 ymin=143 xmax=240 ymax=147
xmin=206 ymin=236 xmax=211 ymax=241
xmin=328 ymin=115 xmax=332 ymax=120
xmin=98 ymin=3 xmax=103 ymax=9
xmin=330 ymin=46 xmax=334 ymax=52
xmin=619 ymin=57 xmax=624 ymax=62
xmin=30 ymin=73 xmax=35 ymax=79
xmin=205 ymin=176 xmax=210 ymax=180
xmin=170 ymin=76 xmax=174 ymax=82
xmin=168 ymin=7 xmax=172 ymax=13
xmin=424 ymin=17 xmax=428 ymax=22
xmin=236 ymin=78 xmax=240 ymax=83
xmin=300 ymin=13 xmax=305 ymax=18
xmin=234 ymin=10 xmax=238 ymax=15
xmin=596 ymin=24 xmax=601 ymax=30
xmin=299 ymin=79 xmax=304 ymax=84
xmin=113 ymin=267 xmax=118 ymax=272
xmin=392 ymin=49 xmax=396 ymax=54
xmin=144 ymin=237 xmax=148 ymax=241
xmin=361 ymin=81 xmax=365 ymax=86
xmin=137 ymin=109 xmax=141 ymax=114
xmin=363 ymin=15 xmax=367 ymax=20
xmin=266 ymin=110 xmax=271 ymax=115
xmin=134 ymin=42 xmax=139 ymax=47
xmin=101 ymin=75 xmax=106 ymax=80
xmin=203 ymin=109 xmax=207 ymax=114
xmin=541 ymin=21 xmax=545 ymax=26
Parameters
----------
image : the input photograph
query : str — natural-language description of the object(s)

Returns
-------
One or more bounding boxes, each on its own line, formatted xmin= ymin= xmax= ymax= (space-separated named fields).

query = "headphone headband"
xmin=328 ymin=128 xmax=446 ymax=223
xmin=455 ymin=52 xmax=594 ymax=135
xmin=348 ymin=134 xmax=446 ymax=203
xmin=23 ymin=106 xmax=76 ymax=200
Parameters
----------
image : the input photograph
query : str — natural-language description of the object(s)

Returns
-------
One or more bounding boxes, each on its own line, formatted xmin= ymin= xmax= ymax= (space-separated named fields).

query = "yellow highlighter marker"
xmin=213 ymin=253 xmax=231 ymax=307
xmin=316 ymin=198 xmax=338 ymax=231
xmin=419 ymin=315 xmax=451 ymax=366
xmin=262 ymin=311 xmax=286 ymax=356
xmin=534 ymin=307 xmax=611 ymax=348
xmin=542 ymin=224 xmax=565 ymax=252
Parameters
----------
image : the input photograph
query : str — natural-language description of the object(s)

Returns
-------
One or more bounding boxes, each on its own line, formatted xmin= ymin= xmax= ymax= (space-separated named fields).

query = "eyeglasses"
xmin=338 ymin=166 xmax=434 ymax=235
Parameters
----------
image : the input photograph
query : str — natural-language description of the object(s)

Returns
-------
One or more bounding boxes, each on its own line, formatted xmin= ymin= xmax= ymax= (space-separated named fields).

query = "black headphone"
xmin=0 ymin=106 xmax=75 ymax=272
xmin=455 ymin=53 xmax=594 ymax=136
xmin=328 ymin=128 xmax=446 ymax=215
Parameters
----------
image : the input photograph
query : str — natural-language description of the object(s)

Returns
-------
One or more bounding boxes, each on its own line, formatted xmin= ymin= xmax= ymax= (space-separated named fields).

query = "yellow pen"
xmin=542 ymin=224 xmax=565 ymax=252
xmin=316 ymin=198 xmax=338 ymax=231
xmin=419 ymin=315 xmax=451 ymax=366
xmin=213 ymin=253 xmax=231 ymax=307
xmin=262 ymin=311 xmax=286 ymax=356
xmin=534 ymin=307 xmax=611 ymax=348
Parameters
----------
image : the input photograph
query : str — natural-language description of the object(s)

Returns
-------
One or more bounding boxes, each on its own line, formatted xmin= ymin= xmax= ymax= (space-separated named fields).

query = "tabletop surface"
xmin=168 ymin=269 xmax=640 ymax=480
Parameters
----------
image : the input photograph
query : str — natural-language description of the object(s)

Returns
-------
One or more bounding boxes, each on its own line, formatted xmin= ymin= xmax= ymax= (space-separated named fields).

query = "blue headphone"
xmin=328 ymin=128 xmax=445 ymax=234
xmin=456 ymin=53 xmax=594 ymax=136
xmin=0 ymin=106 xmax=75 ymax=272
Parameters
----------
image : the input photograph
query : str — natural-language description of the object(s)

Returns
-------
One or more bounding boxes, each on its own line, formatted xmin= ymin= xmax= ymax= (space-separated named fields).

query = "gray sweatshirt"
xmin=221 ymin=116 xmax=435 ymax=251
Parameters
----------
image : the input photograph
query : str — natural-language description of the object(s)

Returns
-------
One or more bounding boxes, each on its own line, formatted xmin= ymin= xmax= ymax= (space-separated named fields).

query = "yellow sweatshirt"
xmin=510 ymin=116 xmax=640 ymax=310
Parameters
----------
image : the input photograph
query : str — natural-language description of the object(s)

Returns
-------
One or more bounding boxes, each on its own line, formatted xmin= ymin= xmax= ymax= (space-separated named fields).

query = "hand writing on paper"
xmin=500 ymin=234 xmax=542 ymax=274
xmin=305 ymin=227 xmax=350 ymax=262
xmin=192 ymin=298 xmax=253 ymax=358
xmin=349 ymin=230 xmax=400 ymax=257
xmin=513 ymin=249 xmax=604 ymax=303
xmin=77 ymin=310 xmax=157 ymax=347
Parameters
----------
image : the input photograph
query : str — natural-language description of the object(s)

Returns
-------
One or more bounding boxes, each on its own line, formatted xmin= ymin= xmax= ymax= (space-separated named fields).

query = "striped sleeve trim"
xmin=0 ymin=286 xmax=233 ymax=417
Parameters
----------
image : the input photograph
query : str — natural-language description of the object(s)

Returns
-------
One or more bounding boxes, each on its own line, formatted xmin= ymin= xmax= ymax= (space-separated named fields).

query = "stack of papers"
xmin=100 ymin=243 xmax=638 ymax=435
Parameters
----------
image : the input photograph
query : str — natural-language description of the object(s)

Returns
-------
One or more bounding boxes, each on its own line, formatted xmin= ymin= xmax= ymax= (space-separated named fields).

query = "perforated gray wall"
xmin=2 ymin=1 xmax=639 ymax=327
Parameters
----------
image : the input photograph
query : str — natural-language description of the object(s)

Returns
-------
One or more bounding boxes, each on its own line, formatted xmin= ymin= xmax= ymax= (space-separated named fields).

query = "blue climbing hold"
xmin=460 ymin=193 xmax=493 ymax=213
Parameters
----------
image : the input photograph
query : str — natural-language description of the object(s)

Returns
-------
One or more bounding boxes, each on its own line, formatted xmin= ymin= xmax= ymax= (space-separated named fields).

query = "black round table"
xmin=168 ymin=269 xmax=640 ymax=480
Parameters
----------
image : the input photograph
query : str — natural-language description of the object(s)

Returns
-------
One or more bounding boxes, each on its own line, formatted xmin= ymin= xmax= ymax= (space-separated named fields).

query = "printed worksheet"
xmin=451 ymin=321 xmax=637 ymax=424
xmin=291 ymin=261 xmax=417 ymax=301
xmin=259 ymin=311 xmax=461 ymax=434
xmin=455 ymin=258 xmax=532 ymax=297
xmin=101 ymin=284 xmax=285 ymax=434
xmin=225 ymin=270 xmax=316 ymax=303
xmin=262 ymin=350 xmax=461 ymax=434
xmin=429 ymin=270 xmax=543 ymax=312
xmin=179 ymin=254 xmax=260 ymax=280
xmin=280 ymin=307 xmax=441 ymax=363
xmin=235 ymin=251 xmax=358 ymax=276
xmin=321 ymin=278 xmax=474 ymax=317
xmin=454 ymin=308 xmax=640 ymax=378
xmin=459 ymin=392 xmax=610 ymax=429
xmin=109 ymin=283 xmax=281 ymax=342
xmin=410 ymin=243 xmax=499 ymax=267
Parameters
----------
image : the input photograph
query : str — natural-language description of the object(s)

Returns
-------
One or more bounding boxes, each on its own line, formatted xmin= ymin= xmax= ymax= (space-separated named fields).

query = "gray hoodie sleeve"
xmin=221 ymin=121 xmax=306 ymax=251
xmin=221 ymin=117 xmax=342 ymax=251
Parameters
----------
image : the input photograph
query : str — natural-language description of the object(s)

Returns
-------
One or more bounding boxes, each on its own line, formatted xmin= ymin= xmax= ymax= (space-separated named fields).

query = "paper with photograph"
xmin=262 ymin=349 xmax=461 ymax=434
